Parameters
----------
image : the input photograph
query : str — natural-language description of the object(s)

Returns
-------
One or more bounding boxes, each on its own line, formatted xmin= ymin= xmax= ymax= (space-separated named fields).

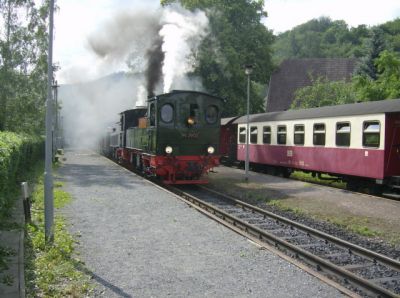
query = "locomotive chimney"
xmin=145 ymin=33 xmax=164 ymax=97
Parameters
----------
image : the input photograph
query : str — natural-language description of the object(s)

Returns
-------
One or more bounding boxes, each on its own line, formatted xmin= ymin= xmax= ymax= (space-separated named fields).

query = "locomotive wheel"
xmin=135 ymin=154 xmax=143 ymax=172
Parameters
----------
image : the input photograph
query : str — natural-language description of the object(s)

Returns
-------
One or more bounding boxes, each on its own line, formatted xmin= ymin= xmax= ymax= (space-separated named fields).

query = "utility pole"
xmin=45 ymin=0 xmax=55 ymax=243
xmin=53 ymin=80 xmax=59 ymax=157
xmin=244 ymin=64 xmax=253 ymax=182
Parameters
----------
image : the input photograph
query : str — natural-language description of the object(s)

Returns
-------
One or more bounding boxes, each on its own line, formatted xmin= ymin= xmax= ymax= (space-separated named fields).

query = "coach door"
xmin=386 ymin=116 xmax=400 ymax=176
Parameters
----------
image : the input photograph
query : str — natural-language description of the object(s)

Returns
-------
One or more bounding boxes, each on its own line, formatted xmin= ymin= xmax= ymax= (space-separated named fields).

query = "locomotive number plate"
xmin=181 ymin=131 xmax=200 ymax=139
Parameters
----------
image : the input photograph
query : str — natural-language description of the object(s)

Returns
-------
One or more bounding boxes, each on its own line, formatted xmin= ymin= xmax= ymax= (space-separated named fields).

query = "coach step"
xmin=382 ymin=192 xmax=400 ymax=199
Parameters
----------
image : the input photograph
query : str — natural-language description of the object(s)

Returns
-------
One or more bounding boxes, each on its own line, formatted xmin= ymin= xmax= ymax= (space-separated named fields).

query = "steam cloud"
xmin=59 ymin=4 xmax=210 ymax=149
xmin=87 ymin=4 xmax=209 ymax=95
xmin=160 ymin=5 xmax=209 ymax=93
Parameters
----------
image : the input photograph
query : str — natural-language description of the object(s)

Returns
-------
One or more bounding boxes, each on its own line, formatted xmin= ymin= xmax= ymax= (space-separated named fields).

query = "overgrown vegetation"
xmin=0 ymin=155 xmax=42 ymax=288
xmin=290 ymin=171 xmax=346 ymax=189
xmin=0 ymin=246 xmax=16 ymax=283
xmin=0 ymin=132 xmax=44 ymax=219
xmin=25 ymin=169 xmax=92 ymax=297
xmin=326 ymin=217 xmax=379 ymax=238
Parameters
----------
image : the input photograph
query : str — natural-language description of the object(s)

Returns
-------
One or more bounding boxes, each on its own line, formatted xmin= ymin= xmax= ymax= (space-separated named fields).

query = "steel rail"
xmin=169 ymin=185 xmax=400 ymax=298
xmin=200 ymin=186 xmax=400 ymax=272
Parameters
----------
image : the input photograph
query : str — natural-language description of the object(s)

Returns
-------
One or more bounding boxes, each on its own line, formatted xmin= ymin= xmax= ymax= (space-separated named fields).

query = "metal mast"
xmin=44 ymin=0 xmax=55 ymax=243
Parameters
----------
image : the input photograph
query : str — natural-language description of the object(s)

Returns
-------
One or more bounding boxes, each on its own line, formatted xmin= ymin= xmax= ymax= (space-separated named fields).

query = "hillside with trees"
xmin=273 ymin=17 xmax=400 ymax=63
xmin=272 ymin=17 xmax=400 ymax=109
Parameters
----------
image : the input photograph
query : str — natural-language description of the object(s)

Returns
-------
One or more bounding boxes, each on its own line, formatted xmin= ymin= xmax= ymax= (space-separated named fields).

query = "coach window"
xmin=313 ymin=123 xmax=325 ymax=146
xmin=263 ymin=126 xmax=271 ymax=144
xmin=160 ymin=104 xmax=174 ymax=123
xmin=250 ymin=126 xmax=258 ymax=144
xmin=239 ymin=127 xmax=246 ymax=144
xmin=294 ymin=124 xmax=305 ymax=145
xmin=363 ymin=121 xmax=380 ymax=148
xmin=277 ymin=125 xmax=287 ymax=145
xmin=336 ymin=122 xmax=351 ymax=147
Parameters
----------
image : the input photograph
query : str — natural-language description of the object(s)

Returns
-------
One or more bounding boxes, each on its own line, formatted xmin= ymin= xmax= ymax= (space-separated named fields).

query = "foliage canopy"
xmin=0 ymin=0 xmax=49 ymax=134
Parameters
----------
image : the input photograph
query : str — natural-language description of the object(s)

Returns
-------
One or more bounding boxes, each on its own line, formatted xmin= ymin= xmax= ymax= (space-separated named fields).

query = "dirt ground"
xmin=206 ymin=166 xmax=400 ymax=245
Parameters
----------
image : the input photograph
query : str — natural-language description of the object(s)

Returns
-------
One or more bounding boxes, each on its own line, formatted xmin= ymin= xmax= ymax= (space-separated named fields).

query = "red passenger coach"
xmin=233 ymin=99 xmax=400 ymax=197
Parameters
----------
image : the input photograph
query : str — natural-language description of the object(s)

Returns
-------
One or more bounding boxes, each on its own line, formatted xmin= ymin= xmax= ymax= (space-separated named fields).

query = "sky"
xmin=264 ymin=0 xmax=400 ymax=34
xmin=53 ymin=0 xmax=400 ymax=84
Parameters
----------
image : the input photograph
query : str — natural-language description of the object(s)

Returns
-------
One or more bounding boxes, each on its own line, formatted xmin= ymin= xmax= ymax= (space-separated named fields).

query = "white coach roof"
xmin=234 ymin=98 xmax=400 ymax=124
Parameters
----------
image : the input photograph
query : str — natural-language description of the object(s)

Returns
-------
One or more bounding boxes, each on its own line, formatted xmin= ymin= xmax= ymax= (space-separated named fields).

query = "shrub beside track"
xmin=0 ymin=132 xmax=44 ymax=218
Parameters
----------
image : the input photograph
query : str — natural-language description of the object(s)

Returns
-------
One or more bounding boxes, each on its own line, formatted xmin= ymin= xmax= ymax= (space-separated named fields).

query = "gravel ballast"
xmin=207 ymin=166 xmax=400 ymax=260
xmin=58 ymin=149 xmax=344 ymax=297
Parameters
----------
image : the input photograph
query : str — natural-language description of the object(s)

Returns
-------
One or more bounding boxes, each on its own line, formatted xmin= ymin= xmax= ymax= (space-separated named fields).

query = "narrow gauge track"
xmin=168 ymin=184 xmax=400 ymax=298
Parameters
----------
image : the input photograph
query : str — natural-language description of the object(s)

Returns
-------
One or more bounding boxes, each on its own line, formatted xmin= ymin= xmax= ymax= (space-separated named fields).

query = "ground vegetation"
xmin=25 ymin=166 xmax=92 ymax=297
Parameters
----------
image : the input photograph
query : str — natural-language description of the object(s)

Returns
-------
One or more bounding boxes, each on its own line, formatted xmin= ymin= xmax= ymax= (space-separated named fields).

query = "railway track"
xmin=168 ymin=184 xmax=400 ymax=298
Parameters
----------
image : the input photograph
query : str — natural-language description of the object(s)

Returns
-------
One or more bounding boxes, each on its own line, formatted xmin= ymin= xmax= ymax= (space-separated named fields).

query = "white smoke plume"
xmin=58 ymin=4 xmax=210 ymax=149
xmin=160 ymin=5 xmax=209 ymax=92
xmin=86 ymin=4 xmax=210 ymax=94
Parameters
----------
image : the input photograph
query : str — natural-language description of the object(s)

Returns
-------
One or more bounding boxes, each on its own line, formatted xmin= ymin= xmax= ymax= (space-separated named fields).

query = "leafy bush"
xmin=0 ymin=132 xmax=44 ymax=216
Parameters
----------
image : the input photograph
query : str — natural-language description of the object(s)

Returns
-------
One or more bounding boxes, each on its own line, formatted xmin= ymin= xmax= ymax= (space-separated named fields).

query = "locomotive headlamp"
xmin=207 ymin=146 xmax=215 ymax=154
xmin=187 ymin=116 xmax=195 ymax=126
xmin=165 ymin=146 xmax=173 ymax=154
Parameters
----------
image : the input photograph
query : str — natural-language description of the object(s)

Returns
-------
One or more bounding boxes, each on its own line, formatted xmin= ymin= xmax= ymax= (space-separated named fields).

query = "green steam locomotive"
xmin=101 ymin=90 xmax=224 ymax=184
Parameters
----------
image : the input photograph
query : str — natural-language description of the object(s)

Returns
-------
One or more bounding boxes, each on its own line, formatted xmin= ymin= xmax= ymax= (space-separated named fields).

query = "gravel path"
xmin=58 ymin=149 xmax=344 ymax=297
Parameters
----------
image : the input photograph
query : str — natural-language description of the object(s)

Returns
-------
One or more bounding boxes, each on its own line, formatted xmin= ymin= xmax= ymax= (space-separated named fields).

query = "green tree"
xmin=354 ymin=27 xmax=387 ymax=80
xmin=379 ymin=18 xmax=400 ymax=52
xmin=0 ymin=0 xmax=48 ymax=134
xmin=273 ymin=17 xmax=370 ymax=63
xmin=353 ymin=50 xmax=400 ymax=100
xmin=291 ymin=76 xmax=356 ymax=109
xmin=161 ymin=0 xmax=274 ymax=116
